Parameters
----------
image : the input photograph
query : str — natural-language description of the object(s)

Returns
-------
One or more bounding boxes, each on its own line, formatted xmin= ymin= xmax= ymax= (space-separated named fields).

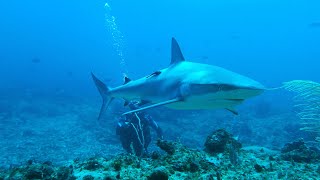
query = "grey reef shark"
xmin=92 ymin=38 xmax=265 ymax=121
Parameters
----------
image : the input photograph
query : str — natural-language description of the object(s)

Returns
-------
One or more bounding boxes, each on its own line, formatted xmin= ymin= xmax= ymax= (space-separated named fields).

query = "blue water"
xmin=0 ymin=0 xmax=319 ymax=167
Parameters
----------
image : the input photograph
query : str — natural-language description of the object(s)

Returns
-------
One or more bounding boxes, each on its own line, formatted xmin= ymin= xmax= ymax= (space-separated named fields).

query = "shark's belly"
xmin=165 ymin=93 xmax=244 ymax=110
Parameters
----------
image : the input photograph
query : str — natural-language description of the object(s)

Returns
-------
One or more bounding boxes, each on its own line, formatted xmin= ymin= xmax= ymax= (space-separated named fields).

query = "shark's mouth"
xmin=224 ymin=98 xmax=245 ymax=101
xmin=207 ymin=98 xmax=244 ymax=102
xmin=190 ymin=83 xmax=264 ymax=94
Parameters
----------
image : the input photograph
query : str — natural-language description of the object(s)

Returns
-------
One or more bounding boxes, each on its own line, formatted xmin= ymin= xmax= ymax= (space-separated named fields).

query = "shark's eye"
xmin=146 ymin=71 xmax=161 ymax=78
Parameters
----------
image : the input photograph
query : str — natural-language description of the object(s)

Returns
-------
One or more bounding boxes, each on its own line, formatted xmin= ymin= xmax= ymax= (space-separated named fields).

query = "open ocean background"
xmin=0 ymin=0 xmax=320 ymax=168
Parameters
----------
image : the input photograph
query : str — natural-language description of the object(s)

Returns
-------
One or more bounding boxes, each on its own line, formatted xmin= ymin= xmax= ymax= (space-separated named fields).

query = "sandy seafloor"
xmin=0 ymin=94 xmax=320 ymax=179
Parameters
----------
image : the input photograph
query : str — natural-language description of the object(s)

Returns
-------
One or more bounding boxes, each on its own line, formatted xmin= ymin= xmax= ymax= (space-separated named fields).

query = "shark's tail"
xmin=91 ymin=72 xmax=114 ymax=122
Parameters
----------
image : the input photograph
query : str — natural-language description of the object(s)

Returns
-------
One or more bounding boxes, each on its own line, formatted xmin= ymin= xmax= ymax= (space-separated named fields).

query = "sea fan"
xmin=281 ymin=80 xmax=320 ymax=141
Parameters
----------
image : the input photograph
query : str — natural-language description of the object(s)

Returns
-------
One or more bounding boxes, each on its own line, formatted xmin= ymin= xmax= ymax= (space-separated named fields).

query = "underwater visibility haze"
xmin=1 ymin=0 xmax=320 ymax=179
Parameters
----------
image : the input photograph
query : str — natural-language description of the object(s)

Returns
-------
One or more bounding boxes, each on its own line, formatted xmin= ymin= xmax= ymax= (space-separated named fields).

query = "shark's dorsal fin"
xmin=122 ymin=98 xmax=182 ymax=115
xmin=123 ymin=76 xmax=131 ymax=85
xmin=171 ymin=38 xmax=185 ymax=65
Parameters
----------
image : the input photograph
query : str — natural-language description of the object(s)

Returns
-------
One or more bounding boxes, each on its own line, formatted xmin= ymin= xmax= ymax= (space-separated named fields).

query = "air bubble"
xmin=104 ymin=2 xmax=128 ymax=76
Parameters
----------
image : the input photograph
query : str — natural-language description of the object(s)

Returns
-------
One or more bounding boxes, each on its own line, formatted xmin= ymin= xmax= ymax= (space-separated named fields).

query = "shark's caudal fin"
xmin=91 ymin=73 xmax=114 ymax=121
xmin=170 ymin=38 xmax=185 ymax=65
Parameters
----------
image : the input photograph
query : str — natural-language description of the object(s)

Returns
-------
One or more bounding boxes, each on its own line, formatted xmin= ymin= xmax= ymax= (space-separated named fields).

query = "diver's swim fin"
xmin=122 ymin=98 xmax=182 ymax=115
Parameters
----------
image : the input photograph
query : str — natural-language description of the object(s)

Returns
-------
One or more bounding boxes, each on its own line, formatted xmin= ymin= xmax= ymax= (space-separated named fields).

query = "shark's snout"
xmin=234 ymin=77 xmax=265 ymax=97
xmin=235 ymin=84 xmax=265 ymax=99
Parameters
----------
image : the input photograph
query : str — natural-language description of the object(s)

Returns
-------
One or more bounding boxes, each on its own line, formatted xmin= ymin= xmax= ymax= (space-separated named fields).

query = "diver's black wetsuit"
xmin=116 ymin=103 xmax=163 ymax=156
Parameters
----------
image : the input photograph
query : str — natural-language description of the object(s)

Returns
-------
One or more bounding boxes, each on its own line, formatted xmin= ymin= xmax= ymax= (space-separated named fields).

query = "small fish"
xmin=154 ymin=47 xmax=162 ymax=53
xmin=231 ymin=35 xmax=240 ymax=40
xmin=31 ymin=57 xmax=41 ymax=63
xmin=67 ymin=71 xmax=73 ymax=77
xmin=199 ymin=56 xmax=209 ymax=60
xmin=309 ymin=22 xmax=320 ymax=28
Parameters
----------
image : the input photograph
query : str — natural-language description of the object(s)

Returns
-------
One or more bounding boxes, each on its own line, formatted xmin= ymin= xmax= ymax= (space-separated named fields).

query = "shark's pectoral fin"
xmin=225 ymin=108 xmax=239 ymax=115
xmin=122 ymin=98 xmax=182 ymax=115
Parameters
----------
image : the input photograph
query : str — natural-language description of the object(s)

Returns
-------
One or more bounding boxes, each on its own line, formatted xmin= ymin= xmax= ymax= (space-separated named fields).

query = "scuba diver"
xmin=116 ymin=101 xmax=163 ymax=156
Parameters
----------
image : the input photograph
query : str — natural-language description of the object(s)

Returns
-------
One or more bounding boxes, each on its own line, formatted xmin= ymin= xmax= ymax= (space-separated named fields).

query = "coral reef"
xmin=148 ymin=166 xmax=169 ymax=180
xmin=281 ymin=138 xmax=320 ymax=163
xmin=1 ymin=136 xmax=320 ymax=179
xmin=204 ymin=129 xmax=242 ymax=154
xmin=1 ymin=97 xmax=320 ymax=179
xmin=156 ymin=139 xmax=176 ymax=155
xmin=0 ymin=96 xmax=314 ymax=169
xmin=0 ymin=161 xmax=75 ymax=180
